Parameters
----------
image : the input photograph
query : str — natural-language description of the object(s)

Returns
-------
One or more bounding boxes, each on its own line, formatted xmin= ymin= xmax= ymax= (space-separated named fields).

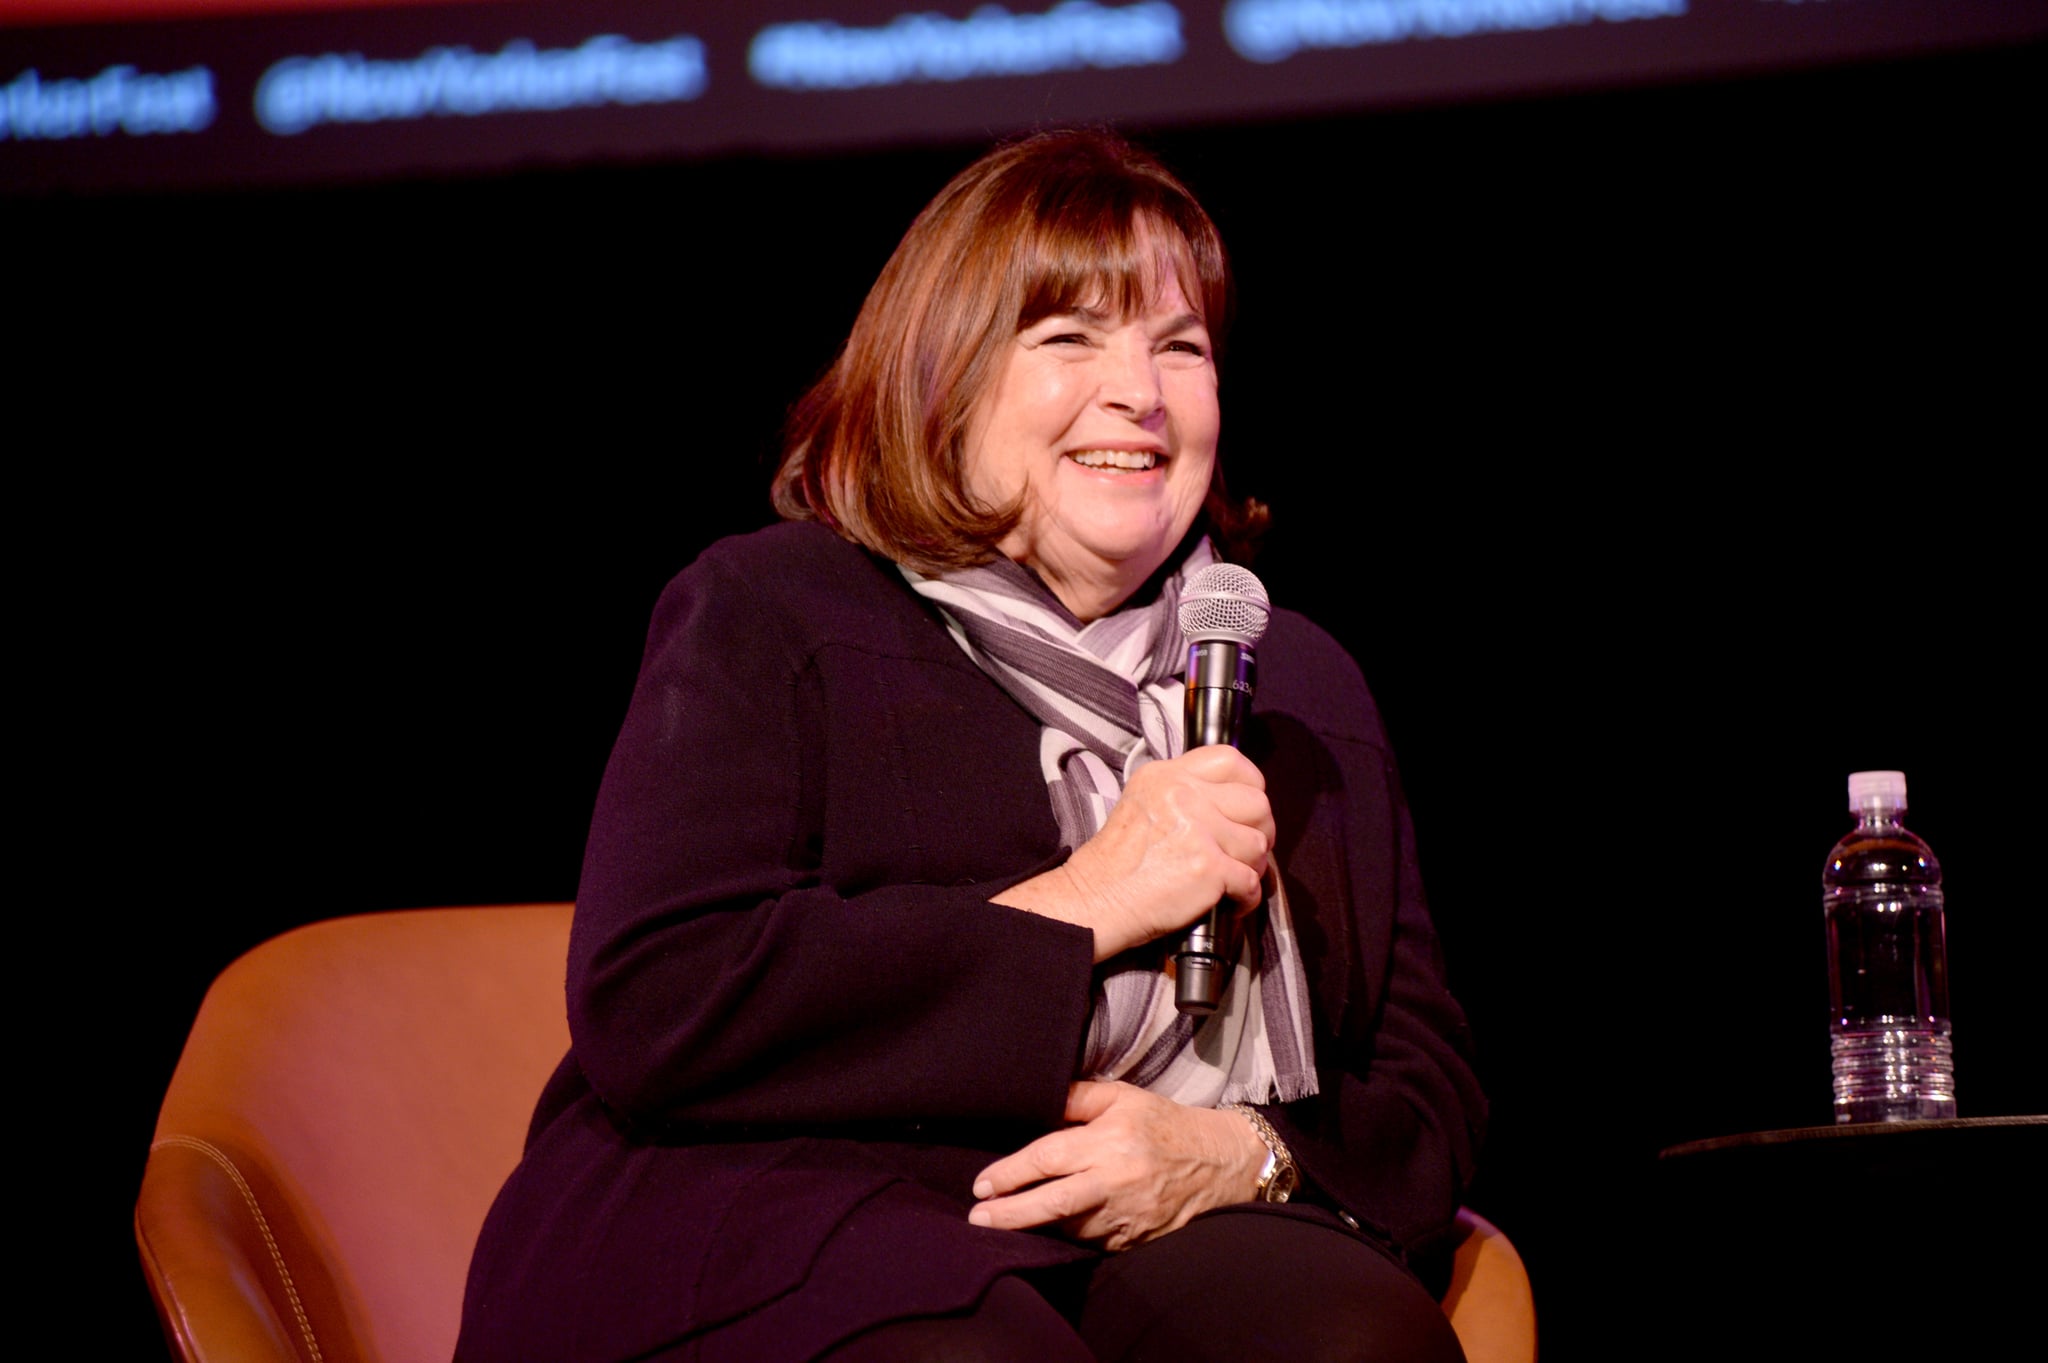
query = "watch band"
xmin=1226 ymin=1103 xmax=1297 ymax=1204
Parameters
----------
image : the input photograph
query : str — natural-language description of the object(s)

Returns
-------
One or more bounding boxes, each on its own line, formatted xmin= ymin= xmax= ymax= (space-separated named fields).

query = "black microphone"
xmin=1173 ymin=563 xmax=1271 ymax=1016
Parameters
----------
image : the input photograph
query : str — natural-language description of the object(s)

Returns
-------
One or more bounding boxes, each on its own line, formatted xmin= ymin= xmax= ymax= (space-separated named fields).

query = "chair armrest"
xmin=1441 ymin=1206 xmax=1537 ymax=1363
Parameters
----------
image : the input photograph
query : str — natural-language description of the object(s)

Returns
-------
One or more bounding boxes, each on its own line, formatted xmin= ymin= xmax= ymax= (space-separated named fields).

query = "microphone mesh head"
xmin=1179 ymin=564 xmax=1270 ymax=646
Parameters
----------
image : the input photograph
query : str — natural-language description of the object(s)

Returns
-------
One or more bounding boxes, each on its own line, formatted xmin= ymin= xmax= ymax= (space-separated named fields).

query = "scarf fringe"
xmin=1220 ymin=1071 xmax=1323 ymax=1107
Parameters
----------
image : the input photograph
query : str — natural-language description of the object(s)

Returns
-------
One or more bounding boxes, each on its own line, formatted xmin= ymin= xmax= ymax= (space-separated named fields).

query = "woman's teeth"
xmin=1069 ymin=450 xmax=1158 ymax=470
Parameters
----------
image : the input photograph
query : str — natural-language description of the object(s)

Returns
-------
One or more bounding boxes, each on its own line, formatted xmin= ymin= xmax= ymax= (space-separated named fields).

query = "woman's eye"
xmin=1163 ymin=339 xmax=1208 ymax=358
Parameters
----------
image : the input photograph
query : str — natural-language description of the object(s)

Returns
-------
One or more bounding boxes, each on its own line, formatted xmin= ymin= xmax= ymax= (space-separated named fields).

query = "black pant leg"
xmin=1073 ymin=1206 xmax=1466 ymax=1363
xmin=815 ymin=1274 xmax=1097 ymax=1363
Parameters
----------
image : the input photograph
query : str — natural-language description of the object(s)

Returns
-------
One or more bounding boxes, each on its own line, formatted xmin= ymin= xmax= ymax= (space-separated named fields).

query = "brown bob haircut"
xmin=772 ymin=128 xmax=1265 ymax=573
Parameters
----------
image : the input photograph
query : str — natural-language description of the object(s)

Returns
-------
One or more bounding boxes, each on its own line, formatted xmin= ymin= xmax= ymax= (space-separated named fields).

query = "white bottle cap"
xmin=1847 ymin=770 xmax=1908 ymax=814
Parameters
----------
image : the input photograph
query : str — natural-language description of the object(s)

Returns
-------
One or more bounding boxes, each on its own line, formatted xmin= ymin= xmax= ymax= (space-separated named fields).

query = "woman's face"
xmin=963 ymin=267 xmax=1219 ymax=621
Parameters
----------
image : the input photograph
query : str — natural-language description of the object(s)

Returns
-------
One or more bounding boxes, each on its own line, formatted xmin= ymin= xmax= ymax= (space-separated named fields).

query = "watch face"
xmin=1263 ymin=1161 xmax=1298 ymax=1203
xmin=1269 ymin=1164 xmax=1298 ymax=1203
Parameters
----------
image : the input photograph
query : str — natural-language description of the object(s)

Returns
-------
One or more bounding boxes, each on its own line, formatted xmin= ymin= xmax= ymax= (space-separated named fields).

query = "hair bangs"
xmin=1013 ymin=191 xmax=1227 ymax=344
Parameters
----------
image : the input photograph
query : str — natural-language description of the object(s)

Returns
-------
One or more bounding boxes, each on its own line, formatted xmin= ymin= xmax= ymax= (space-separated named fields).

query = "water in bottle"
xmin=1823 ymin=770 xmax=1955 ymax=1123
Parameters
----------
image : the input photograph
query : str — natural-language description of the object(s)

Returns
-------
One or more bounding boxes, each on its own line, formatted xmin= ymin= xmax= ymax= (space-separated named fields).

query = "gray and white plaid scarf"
xmin=902 ymin=540 xmax=1318 ymax=1107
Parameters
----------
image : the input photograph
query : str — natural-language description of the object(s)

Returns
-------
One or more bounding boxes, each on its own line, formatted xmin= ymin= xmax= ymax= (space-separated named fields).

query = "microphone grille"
xmin=1178 ymin=563 xmax=1270 ymax=646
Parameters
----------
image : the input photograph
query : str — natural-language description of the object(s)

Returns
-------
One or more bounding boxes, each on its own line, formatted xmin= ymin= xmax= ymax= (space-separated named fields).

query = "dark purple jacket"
xmin=457 ymin=521 xmax=1484 ymax=1362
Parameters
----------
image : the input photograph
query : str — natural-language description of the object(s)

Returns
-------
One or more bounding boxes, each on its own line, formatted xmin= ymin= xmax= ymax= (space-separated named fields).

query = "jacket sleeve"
xmin=565 ymin=547 xmax=1097 ymax=1138
xmin=1249 ymin=631 xmax=1487 ymax=1256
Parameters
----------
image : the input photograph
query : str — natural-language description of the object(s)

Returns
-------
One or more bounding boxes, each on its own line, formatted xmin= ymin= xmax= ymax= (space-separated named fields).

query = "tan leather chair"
xmin=1442 ymin=1207 xmax=1537 ymax=1363
xmin=136 ymin=905 xmax=1536 ymax=1363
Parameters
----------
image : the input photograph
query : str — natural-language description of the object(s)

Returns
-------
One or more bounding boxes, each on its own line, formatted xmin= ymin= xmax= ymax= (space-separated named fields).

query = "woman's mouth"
xmin=1068 ymin=449 xmax=1160 ymax=471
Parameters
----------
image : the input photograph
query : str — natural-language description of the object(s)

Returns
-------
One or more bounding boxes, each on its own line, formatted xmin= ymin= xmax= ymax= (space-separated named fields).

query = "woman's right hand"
xmin=993 ymin=745 xmax=1273 ymax=962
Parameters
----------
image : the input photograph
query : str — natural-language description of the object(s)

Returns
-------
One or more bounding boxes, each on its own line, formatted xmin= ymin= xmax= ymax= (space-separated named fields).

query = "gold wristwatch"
xmin=1227 ymin=1103 xmax=1298 ymax=1204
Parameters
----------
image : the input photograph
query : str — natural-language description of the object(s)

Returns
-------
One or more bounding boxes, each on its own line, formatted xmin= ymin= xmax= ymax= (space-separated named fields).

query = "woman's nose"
xmin=1099 ymin=336 xmax=1163 ymax=420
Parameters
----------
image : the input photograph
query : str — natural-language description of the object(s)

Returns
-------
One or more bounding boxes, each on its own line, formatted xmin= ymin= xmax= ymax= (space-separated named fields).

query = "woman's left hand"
xmin=967 ymin=1081 xmax=1269 ymax=1251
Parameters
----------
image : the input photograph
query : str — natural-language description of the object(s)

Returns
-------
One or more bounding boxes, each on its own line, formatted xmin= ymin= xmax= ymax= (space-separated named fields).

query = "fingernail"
xmin=968 ymin=1205 xmax=992 ymax=1227
xmin=972 ymin=1179 xmax=994 ymax=1199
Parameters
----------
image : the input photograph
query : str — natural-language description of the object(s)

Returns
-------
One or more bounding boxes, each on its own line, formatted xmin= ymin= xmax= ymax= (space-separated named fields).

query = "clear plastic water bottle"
xmin=1823 ymin=770 xmax=1955 ymax=1123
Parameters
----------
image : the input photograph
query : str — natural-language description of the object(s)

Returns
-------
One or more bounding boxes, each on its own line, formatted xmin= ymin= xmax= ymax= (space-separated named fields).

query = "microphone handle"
xmin=1175 ymin=641 xmax=1255 ymax=1016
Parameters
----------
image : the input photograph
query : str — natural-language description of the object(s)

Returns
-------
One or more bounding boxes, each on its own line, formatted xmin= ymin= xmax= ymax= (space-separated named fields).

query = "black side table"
xmin=1649 ymin=1116 xmax=2045 ymax=1359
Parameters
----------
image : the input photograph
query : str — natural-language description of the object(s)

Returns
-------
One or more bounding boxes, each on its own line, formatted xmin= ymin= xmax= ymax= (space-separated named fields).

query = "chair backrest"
xmin=137 ymin=903 xmax=1534 ymax=1363
xmin=135 ymin=905 xmax=574 ymax=1363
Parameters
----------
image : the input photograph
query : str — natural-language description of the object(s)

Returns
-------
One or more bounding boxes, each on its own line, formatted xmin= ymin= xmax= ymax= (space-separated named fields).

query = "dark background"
xmin=25 ymin=35 xmax=2042 ymax=1360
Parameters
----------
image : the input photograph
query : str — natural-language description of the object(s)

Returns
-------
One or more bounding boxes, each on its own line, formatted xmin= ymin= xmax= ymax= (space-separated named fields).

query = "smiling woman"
xmin=456 ymin=130 xmax=1484 ymax=1363
xmin=770 ymin=129 xmax=1258 ymax=581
